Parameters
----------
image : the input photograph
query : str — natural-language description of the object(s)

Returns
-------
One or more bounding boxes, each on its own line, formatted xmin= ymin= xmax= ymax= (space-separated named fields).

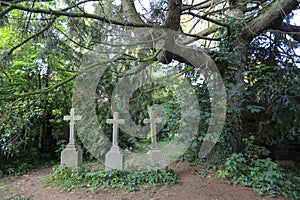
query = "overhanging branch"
xmin=0 ymin=4 xmax=13 ymax=18
xmin=0 ymin=73 xmax=77 ymax=101
xmin=182 ymin=0 xmax=225 ymax=11
xmin=182 ymin=12 xmax=228 ymax=28
xmin=271 ymin=21 xmax=300 ymax=42
xmin=244 ymin=0 xmax=299 ymax=41
xmin=0 ymin=1 xmax=152 ymax=27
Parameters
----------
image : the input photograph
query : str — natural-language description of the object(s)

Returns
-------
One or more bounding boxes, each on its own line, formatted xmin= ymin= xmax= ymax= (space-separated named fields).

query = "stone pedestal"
xmin=61 ymin=144 xmax=83 ymax=168
xmin=105 ymin=147 xmax=124 ymax=170
xmin=147 ymin=149 xmax=166 ymax=171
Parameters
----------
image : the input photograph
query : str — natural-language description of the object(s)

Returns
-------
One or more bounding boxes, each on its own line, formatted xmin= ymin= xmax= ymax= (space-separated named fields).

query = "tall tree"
xmin=0 ymin=0 xmax=299 ymax=156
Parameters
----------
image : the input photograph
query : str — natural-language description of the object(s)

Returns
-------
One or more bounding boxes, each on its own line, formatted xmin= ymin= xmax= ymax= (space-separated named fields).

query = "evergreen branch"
xmin=53 ymin=25 xmax=94 ymax=52
xmin=0 ymin=49 xmax=155 ymax=100
xmin=0 ymin=73 xmax=77 ymax=101
xmin=7 ymin=18 xmax=56 ymax=56
xmin=0 ymin=53 xmax=126 ymax=100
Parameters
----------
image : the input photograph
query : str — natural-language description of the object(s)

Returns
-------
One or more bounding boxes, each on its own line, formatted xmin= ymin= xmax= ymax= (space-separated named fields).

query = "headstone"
xmin=144 ymin=111 xmax=162 ymax=149
xmin=61 ymin=108 xmax=83 ymax=168
xmin=144 ymin=111 xmax=166 ymax=171
xmin=105 ymin=112 xmax=125 ymax=170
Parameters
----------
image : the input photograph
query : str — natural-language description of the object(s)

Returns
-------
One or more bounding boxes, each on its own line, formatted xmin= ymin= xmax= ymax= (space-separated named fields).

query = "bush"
xmin=0 ymin=157 xmax=55 ymax=178
xmin=217 ymin=136 xmax=299 ymax=199
xmin=0 ymin=160 xmax=33 ymax=178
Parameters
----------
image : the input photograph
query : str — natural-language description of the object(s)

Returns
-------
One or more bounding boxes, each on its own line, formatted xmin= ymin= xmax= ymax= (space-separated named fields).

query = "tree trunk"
xmin=41 ymin=60 xmax=55 ymax=159
xmin=120 ymin=0 xmax=300 ymax=154
xmin=227 ymin=39 xmax=249 ymax=152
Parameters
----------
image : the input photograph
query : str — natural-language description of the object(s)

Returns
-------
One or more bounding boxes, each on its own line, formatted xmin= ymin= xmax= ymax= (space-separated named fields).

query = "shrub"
xmin=217 ymin=136 xmax=299 ymax=199
xmin=43 ymin=165 xmax=180 ymax=192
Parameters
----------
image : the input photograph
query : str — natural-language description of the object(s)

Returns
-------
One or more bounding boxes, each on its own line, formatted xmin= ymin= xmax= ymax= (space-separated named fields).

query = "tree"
xmin=0 ymin=4 xmax=75 ymax=159
xmin=0 ymin=0 xmax=299 ymax=158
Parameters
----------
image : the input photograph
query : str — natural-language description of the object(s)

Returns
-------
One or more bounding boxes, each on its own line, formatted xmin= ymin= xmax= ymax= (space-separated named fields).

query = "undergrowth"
xmin=217 ymin=136 xmax=300 ymax=199
xmin=43 ymin=165 xmax=180 ymax=192
xmin=0 ymin=159 xmax=56 ymax=178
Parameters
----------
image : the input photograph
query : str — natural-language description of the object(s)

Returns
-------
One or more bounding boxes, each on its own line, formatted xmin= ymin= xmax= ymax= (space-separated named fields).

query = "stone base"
xmin=147 ymin=149 xmax=166 ymax=171
xmin=105 ymin=148 xmax=124 ymax=170
xmin=61 ymin=144 xmax=83 ymax=168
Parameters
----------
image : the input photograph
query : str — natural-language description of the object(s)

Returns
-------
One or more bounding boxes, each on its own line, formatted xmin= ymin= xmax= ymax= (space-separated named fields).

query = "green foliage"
xmin=0 ymin=162 xmax=32 ymax=178
xmin=217 ymin=136 xmax=299 ymax=198
xmin=250 ymin=31 xmax=300 ymax=67
xmin=244 ymin=30 xmax=300 ymax=145
xmin=0 ymin=6 xmax=75 ymax=160
xmin=54 ymin=140 xmax=68 ymax=157
xmin=175 ymin=65 xmax=212 ymax=159
xmin=0 ymin=159 xmax=55 ymax=178
xmin=43 ymin=165 xmax=180 ymax=192
xmin=178 ymin=149 xmax=200 ymax=164
xmin=210 ymin=27 xmax=300 ymax=156
xmin=244 ymin=63 xmax=300 ymax=145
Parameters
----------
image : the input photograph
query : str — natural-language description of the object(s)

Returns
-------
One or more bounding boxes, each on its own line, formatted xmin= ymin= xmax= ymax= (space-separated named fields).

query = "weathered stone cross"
xmin=107 ymin=112 xmax=125 ymax=150
xmin=144 ymin=111 xmax=162 ymax=149
xmin=63 ymin=108 xmax=82 ymax=145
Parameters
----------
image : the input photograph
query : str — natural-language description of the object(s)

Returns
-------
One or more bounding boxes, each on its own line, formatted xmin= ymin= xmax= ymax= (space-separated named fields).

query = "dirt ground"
xmin=0 ymin=161 xmax=289 ymax=200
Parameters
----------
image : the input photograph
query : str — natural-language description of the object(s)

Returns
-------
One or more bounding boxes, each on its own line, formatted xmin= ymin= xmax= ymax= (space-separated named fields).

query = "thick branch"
xmin=156 ymin=0 xmax=182 ymax=63
xmin=244 ymin=0 xmax=299 ymax=41
xmin=121 ymin=0 xmax=144 ymax=24
xmin=120 ymin=0 xmax=222 ymax=71
xmin=271 ymin=21 xmax=300 ymax=42
xmin=165 ymin=0 xmax=182 ymax=30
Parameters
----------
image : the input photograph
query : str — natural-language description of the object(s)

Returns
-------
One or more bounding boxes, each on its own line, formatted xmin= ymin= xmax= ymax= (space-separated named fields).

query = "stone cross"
xmin=63 ymin=108 xmax=82 ymax=145
xmin=107 ymin=112 xmax=125 ymax=149
xmin=144 ymin=111 xmax=162 ymax=149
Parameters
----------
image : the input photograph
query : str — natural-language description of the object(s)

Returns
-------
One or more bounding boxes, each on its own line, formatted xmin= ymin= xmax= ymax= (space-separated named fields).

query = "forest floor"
xmin=0 ymin=161 xmax=288 ymax=200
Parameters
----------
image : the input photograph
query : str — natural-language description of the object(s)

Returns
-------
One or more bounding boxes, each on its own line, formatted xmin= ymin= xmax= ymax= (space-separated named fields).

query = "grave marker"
xmin=63 ymin=108 xmax=82 ymax=146
xmin=143 ymin=111 xmax=162 ymax=149
xmin=105 ymin=112 xmax=125 ymax=170
xmin=144 ymin=111 xmax=166 ymax=171
xmin=107 ymin=112 xmax=125 ymax=150
xmin=61 ymin=108 xmax=83 ymax=168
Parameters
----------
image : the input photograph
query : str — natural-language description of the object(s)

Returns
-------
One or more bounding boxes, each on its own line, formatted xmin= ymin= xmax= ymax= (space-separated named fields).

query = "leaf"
xmin=246 ymin=105 xmax=265 ymax=113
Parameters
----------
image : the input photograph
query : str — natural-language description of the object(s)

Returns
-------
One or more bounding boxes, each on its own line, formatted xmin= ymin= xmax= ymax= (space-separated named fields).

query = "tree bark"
xmin=243 ymin=0 xmax=299 ymax=41
xmin=121 ymin=0 xmax=144 ymax=24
